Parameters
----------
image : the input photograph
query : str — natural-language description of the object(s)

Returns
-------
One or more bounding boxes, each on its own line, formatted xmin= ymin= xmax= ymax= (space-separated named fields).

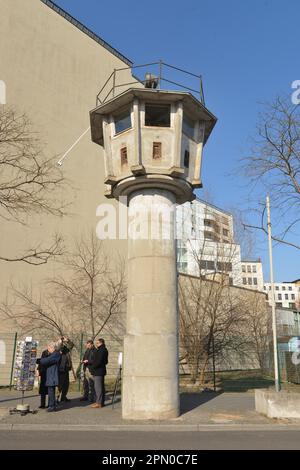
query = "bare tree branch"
xmin=0 ymin=107 xmax=69 ymax=264
xmin=0 ymin=234 xmax=64 ymax=265
xmin=2 ymin=233 xmax=126 ymax=346
xmin=240 ymin=95 xmax=300 ymax=249
xmin=0 ymin=107 xmax=68 ymax=222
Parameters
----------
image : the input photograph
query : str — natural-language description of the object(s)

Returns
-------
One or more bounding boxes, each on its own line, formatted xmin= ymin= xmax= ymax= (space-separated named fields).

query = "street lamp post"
xmin=266 ymin=195 xmax=281 ymax=392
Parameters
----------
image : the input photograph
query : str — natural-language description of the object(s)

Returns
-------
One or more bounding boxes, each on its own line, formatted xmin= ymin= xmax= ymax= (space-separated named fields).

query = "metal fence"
xmin=0 ymin=332 xmax=123 ymax=388
xmin=96 ymin=61 xmax=205 ymax=106
xmin=2 ymin=331 xmax=300 ymax=389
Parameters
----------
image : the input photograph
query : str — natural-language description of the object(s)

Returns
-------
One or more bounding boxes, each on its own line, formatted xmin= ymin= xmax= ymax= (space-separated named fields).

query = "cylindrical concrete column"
xmin=122 ymin=189 xmax=179 ymax=420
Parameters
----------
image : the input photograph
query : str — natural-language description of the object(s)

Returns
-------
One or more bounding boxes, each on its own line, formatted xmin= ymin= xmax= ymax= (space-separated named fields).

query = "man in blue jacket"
xmin=40 ymin=342 xmax=61 ymax=412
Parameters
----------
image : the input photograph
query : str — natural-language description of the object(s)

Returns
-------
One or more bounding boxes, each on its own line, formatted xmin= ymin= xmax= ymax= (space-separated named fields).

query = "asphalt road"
xmin=0 ymin=430 xmax=300 ymax=450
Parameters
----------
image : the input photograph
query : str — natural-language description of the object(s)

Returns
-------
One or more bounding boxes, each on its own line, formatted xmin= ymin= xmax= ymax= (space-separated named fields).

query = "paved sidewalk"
xmin=0 ymin=389 xmax=296 ymax=431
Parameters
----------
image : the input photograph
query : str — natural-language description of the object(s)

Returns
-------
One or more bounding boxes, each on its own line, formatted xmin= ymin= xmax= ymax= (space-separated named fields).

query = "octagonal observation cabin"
xmin=90 ymin=61 xmax=217 ymax=204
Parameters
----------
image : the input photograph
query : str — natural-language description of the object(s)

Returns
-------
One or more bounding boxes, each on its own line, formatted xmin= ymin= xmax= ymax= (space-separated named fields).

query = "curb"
xmin=1 ymin=423 xmax=300 ymax=432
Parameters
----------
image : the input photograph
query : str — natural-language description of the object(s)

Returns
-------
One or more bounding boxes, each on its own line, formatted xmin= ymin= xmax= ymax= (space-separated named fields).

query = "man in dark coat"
xmin=90 ymin=338 xmax=108 ymax=408
xmin=37 ymin=349 xmax=50 ymax=408
xmin=58 ymin=344 xmax=72 ymax=403
xmin=40 ymin=342 xmax=61 ymax=412
xmin=80 ymin=340 xmax=96 ymax=402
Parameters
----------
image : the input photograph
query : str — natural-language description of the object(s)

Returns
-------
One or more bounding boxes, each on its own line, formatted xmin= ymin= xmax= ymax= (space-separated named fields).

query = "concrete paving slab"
xmin=0 ymin=389 xmax=295 ymax=431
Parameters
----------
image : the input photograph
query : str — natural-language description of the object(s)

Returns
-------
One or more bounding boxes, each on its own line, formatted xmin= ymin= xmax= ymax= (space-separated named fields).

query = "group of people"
xmin=37 ymin=337 xmax=108 ymax=412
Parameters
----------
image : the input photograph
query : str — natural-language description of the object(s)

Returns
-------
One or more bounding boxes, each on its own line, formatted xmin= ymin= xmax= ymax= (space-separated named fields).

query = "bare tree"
xmin=178 ymin=202 xmax=269 ymax=384
xmin=241 ymin=96 xmax=300 ymax=249
xmin=0 ymin=107 xmax=67 ymax=264
xmin=50 ymin=233 xmax=126 ymax=342
xmin=1 ymin=233 xmax=126 ymax=348
xmin=240 ymin=290 xmax=271 ymax=373
xmin=1 ymin=287 xmax=75 ymax=340
xmin=178 ymin=229 xmax=247 ymax=384
xmin=179 ymin=272 xmax=247 ymax=385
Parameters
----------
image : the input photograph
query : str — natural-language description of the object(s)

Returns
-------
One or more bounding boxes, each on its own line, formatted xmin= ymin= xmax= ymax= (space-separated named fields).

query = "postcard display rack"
xmin=10 ymin=337 xmax=38 ymax=416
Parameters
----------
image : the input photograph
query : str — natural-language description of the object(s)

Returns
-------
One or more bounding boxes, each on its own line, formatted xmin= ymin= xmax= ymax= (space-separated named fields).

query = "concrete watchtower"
xmin=90 ymin=74 xmax=216 ymax=420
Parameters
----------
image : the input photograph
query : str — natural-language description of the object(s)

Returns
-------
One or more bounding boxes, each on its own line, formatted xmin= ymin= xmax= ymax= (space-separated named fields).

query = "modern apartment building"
xmin=176 ymin=199 xmax=242 ymax=286
xmin=264 ymin=282 xmax=300 ymax=310
xmin=241 ymin=260 xmax=264 ymax=291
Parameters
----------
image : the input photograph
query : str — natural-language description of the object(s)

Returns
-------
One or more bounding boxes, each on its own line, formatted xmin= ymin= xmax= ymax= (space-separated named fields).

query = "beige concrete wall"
xmin=0 ymin=0 xmax=134 ymax=332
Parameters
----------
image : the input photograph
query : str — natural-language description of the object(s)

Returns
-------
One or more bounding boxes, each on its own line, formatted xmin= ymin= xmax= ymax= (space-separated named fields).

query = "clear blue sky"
xmin=55 ymin=0 xmax=300 ymax=282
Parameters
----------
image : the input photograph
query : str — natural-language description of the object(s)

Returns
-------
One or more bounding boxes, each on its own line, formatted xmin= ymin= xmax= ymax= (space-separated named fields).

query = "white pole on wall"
xmin=266 ymin=195 xmax=281 ymax=392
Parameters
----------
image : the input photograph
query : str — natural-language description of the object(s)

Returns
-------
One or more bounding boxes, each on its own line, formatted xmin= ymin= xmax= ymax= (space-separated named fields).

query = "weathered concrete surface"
xmin=122 ymin=189 xmax=179 ymax=420
xmin=255 ymin=389 xmax=300 ymax=419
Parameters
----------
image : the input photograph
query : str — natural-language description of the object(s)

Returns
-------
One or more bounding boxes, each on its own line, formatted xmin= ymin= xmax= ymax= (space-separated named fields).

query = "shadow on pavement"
xmin=219 ymin=375 xmax=274 ymax=392
xmin=53 ymin=393 xmax=119 ymax=412
xmin=0 ymin=394 xmax=39 ymax=404
xmin=180 ymin=392 xmax=221 ymax=414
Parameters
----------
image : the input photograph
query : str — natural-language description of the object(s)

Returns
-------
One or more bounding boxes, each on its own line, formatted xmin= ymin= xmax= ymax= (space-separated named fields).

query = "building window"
xmin=223 ymin=228 xmax=229 ymax=237
xmin=177 ymin=246 xmax=187 ymax=258
xmin=120 ymin=147 xmax=128 ymax=166
xmin=145 ymin=103 xmax=170 ymax=127
xmin=243 ymin=278 xmax=247 ymax=285
xmin=264 ymin=286 xmax=266 ymax=290
xmin=275 ymin=286 xmax=279 ymax=290
xmin=285 ymin=294 xmax=289 ymax=300
xmin=178 ymin=262 xmax=188 ymax=273
xmin=204 ymin=231 xmax=215 ymax=240
xmin=247 ymin=265 xmax=251 ymax=273
xmin=182 ymin=114 xmax=195 ymax=139
xmin=114 ymin=107 xmax=132 ymax=134
xmin=289 ymin=303 xmax=296 ymax=309
xmin=248 ymin=277 xmax=252 ymax=285
xmin=184 ymin=150 xmax=190 ymax=168
xmin=217 ymin=262 xmax=232 ymax=272
xmin=153 ymin=142 xmax=162 ymax=160
xmin=282 ymin=286 xmax=286 ymax=291
xmin=204 ymin=219 xmax=213 ymax=227
xmin=242 ymin=265 xmax=246 ymax=273
xmin=288 ymin=286 xmax=292 ymax=291
xmin=292 ymin=294 xmax=296 ymax=300
xmin=253 ymin=278 xmax=258 ymax=285
xmin=276 ymin=302 xmax=282 ymax=307
xmin=269 ymin=286 xmax=272 ymax=290
xmin=200 ymin=260 xmax=215 ymax=270
xmin=252 ymin=265 xmax=257 ymax=273
xmin=278 ymin=294 xmax=282 ymax=300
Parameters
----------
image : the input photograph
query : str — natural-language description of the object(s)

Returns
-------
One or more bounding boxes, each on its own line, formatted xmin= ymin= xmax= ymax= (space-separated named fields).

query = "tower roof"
xmin=90 ymin=88 xmax=217 ymax=146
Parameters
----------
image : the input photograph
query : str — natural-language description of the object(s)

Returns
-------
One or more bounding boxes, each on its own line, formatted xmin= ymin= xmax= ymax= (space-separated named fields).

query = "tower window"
xmin=120 ymin=147 xmax=128 ymax=165
xmin=182 ymin=114 xmax=195 ymax=139
xmin=145 ymin=104 xmax=170 ymax=127
xmin=153 ymin=142 xmax=162 ymax=160
xmin=114 ymin=107 xmax=131 ymax=134
xmin=184 ymin=150 xmax=190 ymax=168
